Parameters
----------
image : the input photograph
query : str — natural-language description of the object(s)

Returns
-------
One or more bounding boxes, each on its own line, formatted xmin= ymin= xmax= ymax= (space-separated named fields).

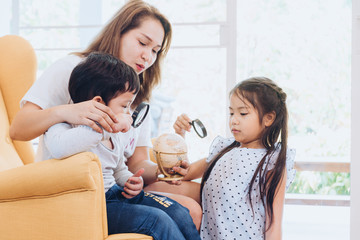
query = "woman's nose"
xmin=141 ymin=49 xmax=152 ymax=64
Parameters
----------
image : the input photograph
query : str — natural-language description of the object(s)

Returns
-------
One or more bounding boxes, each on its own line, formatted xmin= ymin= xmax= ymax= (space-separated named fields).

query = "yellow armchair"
xmin=0 ymin=35 xmax=151 ymax=240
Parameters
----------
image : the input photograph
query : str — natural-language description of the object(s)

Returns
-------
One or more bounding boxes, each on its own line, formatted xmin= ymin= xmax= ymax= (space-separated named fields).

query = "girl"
xmin=10 ymin=0 xmax=201 ymax=235
xmin=175 ymin=77 xmax=296 ymax=239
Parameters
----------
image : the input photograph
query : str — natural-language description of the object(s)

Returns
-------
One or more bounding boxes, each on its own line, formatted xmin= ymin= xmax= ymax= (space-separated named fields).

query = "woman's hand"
xmin=60 ymin=99 xmax=119 ymax=133
xmin=122 ymin=168 xmax=145 ymax=199
xmin=173 ymin=113 xmax=192 ymax=138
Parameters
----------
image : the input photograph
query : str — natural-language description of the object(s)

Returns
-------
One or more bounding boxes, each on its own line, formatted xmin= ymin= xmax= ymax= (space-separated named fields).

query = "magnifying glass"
xmin=131 ymin=102 xmax=150 ymax=128
xmin=190 ymin=119 xmax=207 ymax=138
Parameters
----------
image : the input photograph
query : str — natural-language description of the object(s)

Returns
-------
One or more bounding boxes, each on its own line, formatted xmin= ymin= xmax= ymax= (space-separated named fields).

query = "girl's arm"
xmin=10 ymin=100 xmax=118 ymax=141
xmin=265 ymin=170 xmax=287 ymax=240
xmin=181 ymin=158 xmax=207 ymax=181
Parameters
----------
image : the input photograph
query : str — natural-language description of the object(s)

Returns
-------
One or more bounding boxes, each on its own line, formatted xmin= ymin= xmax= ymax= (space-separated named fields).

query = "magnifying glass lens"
xmin=131 ymin=102 xmax=150 ymax=128
xmin=191 ymin=119 xmax=207 ymax=138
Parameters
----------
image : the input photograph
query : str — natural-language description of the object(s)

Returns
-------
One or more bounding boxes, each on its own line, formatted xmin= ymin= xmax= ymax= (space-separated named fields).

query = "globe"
xmin=153 ymin=133 xmax=188 ymax=180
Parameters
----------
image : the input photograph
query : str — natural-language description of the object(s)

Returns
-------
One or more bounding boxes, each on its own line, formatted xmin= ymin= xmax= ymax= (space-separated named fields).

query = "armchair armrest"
xmin=0 ymin=152 xmax=101 ymax=201
xmin=0 ymin=152 xmax=108 ymax=240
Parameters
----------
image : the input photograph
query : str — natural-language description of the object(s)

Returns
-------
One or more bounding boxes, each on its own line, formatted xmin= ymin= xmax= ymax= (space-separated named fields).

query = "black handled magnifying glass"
xmin=131 ymin=102 xmax=150 ymax=128
xmin=190 ymin=119 xmax=207 ymax=138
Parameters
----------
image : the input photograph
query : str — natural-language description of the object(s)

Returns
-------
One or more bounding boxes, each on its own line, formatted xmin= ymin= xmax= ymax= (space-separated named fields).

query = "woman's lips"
xmin=136 ymin=64 xmax=144 ymax=72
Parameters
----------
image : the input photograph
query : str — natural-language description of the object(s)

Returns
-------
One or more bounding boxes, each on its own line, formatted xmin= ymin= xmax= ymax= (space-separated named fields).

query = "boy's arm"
xmin=113 ymin=155 xmax=134 ymax=187
xmin=44 ymin=123 xmax=104 ymax=159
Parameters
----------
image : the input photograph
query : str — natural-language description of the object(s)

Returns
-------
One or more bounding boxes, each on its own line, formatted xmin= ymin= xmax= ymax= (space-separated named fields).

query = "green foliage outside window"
xmin=287 ymin=172 xmax=350 ymax=195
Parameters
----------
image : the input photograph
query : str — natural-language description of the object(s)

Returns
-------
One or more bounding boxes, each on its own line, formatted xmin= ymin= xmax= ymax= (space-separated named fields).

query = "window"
xmin=8 ymin=0 xmax=352 ymax=239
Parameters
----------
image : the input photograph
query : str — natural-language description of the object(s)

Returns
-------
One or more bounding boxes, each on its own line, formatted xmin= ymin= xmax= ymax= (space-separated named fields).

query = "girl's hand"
xmin=60 ymin=100 xmax=118 ymax=133
xmin=114 ymin=112 xmax=133 ymax=133
xmin=122 ymin=168 xmax=145 ymax=199
xmin=166 ymin=159 xmax=190 ymax=185
xmin=173 ymin=113 xmax=192 ymax=138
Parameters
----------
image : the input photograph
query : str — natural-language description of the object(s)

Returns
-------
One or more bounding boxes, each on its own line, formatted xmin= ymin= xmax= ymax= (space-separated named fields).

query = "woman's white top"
xmin=200 ymin=136 xmax=296 ymax=240
xmin=21 ymin=55 xmax=152 ymax=162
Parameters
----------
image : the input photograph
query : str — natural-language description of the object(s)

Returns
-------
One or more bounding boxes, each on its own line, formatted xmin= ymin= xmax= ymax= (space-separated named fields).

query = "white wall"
xmin=351 ymin=0 xmax=360 ymax=239
xmin=0 ymin=0 xmax=12 ymax=36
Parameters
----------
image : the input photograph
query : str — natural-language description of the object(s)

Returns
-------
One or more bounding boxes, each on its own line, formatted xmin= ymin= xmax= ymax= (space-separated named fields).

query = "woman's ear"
xmin=92 ymin=96 xmax=104 ymax=104
xmin=263 ymin=111 xmax=276 ymax=127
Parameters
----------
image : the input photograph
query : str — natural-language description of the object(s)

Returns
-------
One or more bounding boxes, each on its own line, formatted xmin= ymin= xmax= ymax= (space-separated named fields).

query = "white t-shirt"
xmin=21 ymin=55 xmax=152 ymax=162
xmin=43 ymin=123 xmax=133 ymax=192
xmin=200 ymin=136 xmax=296 ymax=240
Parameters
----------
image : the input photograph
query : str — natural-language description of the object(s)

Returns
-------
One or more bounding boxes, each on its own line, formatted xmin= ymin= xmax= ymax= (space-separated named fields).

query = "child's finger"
xmin=132 ymin=168 xmax=145 ymax=178
xmin=123 ymin=187 xmax=140 ymax=197
xmin=121 ymin=191 xmax=133 ymax=199
xmin=124 ymin=181 xmax=142 ymax=191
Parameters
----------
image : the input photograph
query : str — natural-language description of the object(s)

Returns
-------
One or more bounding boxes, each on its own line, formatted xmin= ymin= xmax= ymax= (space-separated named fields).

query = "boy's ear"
xmin=92 ymin=96 xmax=104 ymax=103
xmin=263 ymin=111 xmax=276 ymax=127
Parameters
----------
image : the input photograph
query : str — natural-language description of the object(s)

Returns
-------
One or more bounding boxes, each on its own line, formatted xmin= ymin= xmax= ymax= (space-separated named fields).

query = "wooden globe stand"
xmin=154 ymin=151 xmax=185 ymax=181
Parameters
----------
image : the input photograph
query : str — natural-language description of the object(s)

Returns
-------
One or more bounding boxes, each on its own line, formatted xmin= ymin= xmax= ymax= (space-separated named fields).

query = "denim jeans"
xmin=106 ymin=184 xmax=200 ymax=240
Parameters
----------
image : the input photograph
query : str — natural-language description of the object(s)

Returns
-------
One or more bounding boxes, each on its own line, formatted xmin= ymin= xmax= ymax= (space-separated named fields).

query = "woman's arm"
xmin=265 ymin=170 xmax=287 ymax=240
xmin=10 ymin=100 xmax=119 ymax=141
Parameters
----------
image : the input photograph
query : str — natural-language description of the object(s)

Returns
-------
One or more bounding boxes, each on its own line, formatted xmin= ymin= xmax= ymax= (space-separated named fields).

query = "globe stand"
xmin=157 ymin=174 xmax=184 ymax=181
xmin=154 ymin=151 xmax=185 ymax=181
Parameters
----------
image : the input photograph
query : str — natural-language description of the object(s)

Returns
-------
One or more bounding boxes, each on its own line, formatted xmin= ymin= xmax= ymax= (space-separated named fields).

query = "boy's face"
xmin=107 ymin=91 xmax=136 ymax=115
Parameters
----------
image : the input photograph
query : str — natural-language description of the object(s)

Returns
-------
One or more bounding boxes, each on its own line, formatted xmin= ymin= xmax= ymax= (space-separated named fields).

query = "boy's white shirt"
xmin=43 ymin=122 xmax=133 ymax=192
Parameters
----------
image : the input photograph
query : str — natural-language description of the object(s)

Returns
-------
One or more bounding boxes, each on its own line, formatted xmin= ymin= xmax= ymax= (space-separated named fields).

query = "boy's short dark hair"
xmin=68 ymin=52 xmax=140 ymax=105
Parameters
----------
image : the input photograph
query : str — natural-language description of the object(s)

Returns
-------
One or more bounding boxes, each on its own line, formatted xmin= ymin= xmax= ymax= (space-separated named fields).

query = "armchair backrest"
xmin=0 ymin=35 xmax=37 ymax=171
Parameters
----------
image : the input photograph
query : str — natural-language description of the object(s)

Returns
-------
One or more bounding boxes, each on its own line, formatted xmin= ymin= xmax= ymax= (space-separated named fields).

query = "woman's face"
xmin=119 ymin=17 xmax=165 ymax=75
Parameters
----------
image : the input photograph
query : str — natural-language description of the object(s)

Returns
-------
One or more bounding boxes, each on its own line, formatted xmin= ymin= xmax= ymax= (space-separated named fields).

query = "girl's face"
xmin=118 ymin=17 xmax=164 ymax=75
xmin=229 ymin=93 xmax=267 ymax=149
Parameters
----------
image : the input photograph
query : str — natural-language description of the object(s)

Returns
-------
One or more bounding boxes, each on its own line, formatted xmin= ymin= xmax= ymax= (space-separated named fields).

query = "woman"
xmin=10 ymin=0 xmax=201 ymax=235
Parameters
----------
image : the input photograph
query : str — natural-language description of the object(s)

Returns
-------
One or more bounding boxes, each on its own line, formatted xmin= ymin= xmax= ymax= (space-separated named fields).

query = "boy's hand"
xmin=122 ymin=168 xmax=145 ymax=199
xmin=113 ymin=113 xmax=133 ymax=133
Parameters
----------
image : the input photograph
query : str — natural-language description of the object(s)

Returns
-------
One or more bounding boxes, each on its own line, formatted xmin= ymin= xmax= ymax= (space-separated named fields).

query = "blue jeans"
xmin=106 ymin=184 xmax=200 ymax=240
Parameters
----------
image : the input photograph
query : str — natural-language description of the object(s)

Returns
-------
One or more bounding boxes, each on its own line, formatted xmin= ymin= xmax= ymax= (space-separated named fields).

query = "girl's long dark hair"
xmin=200 ymin=77 xmax=288 ymax=235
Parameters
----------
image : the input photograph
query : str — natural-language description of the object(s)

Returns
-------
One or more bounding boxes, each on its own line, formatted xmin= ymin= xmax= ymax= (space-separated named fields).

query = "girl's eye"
xmin=240 ymin=113 xmax=248 ymax=116
xmin=139 ymin=41 xmax=145 ymax=46
xmin=229 ymin=112 xmax=234 ymax=116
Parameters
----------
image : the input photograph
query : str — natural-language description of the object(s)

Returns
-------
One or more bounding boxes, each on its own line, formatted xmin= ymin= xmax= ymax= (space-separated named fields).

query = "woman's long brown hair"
xmin=200 ymin=77 xmax=288 ymax=235
xmin=73 ymin=0 xmax=172 ymax=107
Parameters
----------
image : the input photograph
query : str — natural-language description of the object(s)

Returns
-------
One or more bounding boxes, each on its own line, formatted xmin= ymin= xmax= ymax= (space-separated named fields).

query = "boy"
xmin=42 ymin=52 xmax=200 ymax=239
xmin=43 ymin=52 xmax=142 ymax=197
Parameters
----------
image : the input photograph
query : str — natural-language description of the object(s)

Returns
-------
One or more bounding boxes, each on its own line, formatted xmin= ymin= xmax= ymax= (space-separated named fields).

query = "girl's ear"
xmin=92 ymin=96 xmax=104 ymax=104
xmin=263 ymin=111 xmax=276 ymax=127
